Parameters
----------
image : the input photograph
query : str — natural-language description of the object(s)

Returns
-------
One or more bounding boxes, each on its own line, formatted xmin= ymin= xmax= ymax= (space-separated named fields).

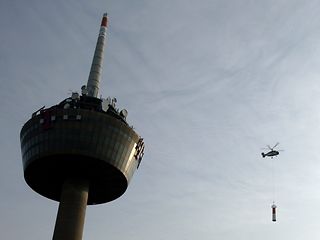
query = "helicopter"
xmin=261 ymin=143 xmax=283 ymax=158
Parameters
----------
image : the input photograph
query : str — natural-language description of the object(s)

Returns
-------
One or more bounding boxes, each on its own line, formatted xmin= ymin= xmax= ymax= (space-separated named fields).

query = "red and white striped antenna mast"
xmin=86 ymin=13 xmax=108 ymax=97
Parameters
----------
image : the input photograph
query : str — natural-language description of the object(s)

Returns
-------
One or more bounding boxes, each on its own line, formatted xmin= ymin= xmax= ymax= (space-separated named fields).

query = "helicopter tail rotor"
xmin=261 ymin=152 xmax=266 ymax=158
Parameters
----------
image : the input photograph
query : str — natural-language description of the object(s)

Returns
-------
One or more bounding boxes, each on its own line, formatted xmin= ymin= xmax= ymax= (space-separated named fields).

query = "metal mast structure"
xmin=20 ymin=13 xmax=145 ymax=240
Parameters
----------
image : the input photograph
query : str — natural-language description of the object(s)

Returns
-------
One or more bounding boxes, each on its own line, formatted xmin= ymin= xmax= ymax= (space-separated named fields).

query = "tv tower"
xmin=20 ymin=13 xmax=145 ymax=240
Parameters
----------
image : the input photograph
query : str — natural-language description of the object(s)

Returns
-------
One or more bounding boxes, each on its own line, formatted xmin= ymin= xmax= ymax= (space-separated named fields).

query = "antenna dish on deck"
xmin=72 ymin=92 xmax=80 ymax=100
xmin=102 ymin=98 xmax=111 ymax=111
xmin=63 ymin=103 xmax=70 ymax=109
xmin=120 ymin=109 xmax=128 ymax=119
xmin=81 ymin=85 xmax=88 ymax=96
xmin=111 ymin=98 xmax=117 ymax=108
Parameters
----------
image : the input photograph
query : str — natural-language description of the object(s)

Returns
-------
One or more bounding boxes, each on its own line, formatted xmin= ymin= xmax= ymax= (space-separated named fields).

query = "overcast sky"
xmin=2 ymin=0 xmax=320 ymax=239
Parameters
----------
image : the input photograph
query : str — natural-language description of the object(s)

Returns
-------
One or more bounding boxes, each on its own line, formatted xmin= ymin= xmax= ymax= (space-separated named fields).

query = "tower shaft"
xmin=52 ymin=179 xmax=89 ymax=240
xmin=87 ymin=13 xmax=108 ymax=97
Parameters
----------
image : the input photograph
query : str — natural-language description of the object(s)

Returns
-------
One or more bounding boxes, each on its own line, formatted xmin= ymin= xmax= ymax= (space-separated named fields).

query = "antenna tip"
xmin=101 ymin=13 xmax=108 ymax=27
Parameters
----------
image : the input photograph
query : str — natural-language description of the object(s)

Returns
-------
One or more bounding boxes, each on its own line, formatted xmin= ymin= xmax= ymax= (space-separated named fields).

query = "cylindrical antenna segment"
xmin=271 ymin=204 xmax=277 ymax=222
xmin=87 ymin=13 xmax=108 ymax=97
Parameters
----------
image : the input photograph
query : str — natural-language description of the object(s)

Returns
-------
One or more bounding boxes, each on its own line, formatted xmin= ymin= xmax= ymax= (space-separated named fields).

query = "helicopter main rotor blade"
xmin=272 ymin=142 xmax=279 ymax=149
xmin=267 ymin=145 xmax=272 ymax=150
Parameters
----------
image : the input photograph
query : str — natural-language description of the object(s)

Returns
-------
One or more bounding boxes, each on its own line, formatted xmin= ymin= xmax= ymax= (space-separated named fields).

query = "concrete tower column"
xmin=52 ymin=179 xmax=89 ymax=240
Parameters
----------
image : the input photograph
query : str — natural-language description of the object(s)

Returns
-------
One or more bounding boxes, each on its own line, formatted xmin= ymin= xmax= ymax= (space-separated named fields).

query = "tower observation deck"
xmin=20 ymin=13 xmax=145 ymax=240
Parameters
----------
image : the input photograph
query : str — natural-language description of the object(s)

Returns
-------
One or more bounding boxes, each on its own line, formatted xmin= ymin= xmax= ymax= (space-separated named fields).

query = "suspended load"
xmin=271 ymin=203 xmax=277 ymax=222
